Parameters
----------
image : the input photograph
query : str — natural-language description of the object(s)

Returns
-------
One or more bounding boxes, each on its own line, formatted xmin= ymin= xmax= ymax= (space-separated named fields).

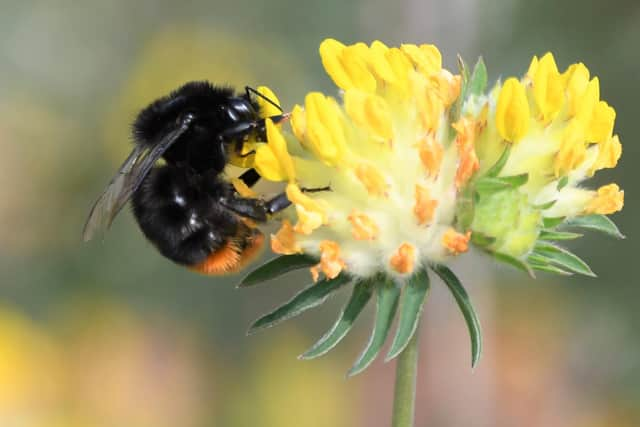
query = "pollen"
xmin=271 ymin=220 xmax=301 ymax=255
xmin=348 ymin=210 xmax=379 ymax=240
xmin=442 ymin=229 xmax=471 ymax=255
xmin=453 ymin=117 xmax=480 ymax=188
xmin=355 ymin=163 xmax=388 ymax=197
xmin=413 ymin=185 xmax=438 ymax=225
xmin=417 ymin=135 xmax=444 ymax=176
xmin=389 ymin=243 xmax=416 ymax=275
xmin=311 ymin=240 xmax=346 ymax=281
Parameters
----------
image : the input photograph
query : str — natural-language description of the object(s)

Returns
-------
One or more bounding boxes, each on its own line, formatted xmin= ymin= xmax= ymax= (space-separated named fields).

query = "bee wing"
xmin=82 ymin=121 xmax=192 ymax=242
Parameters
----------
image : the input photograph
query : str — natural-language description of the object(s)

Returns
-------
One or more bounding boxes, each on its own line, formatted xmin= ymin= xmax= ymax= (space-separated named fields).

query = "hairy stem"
xmin=391 ymin=329 xmax=420 ymax=427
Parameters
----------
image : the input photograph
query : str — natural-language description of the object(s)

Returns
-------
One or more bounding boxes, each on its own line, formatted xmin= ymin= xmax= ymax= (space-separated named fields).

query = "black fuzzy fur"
xmin=129 ymin=82 xmax=263 ymax=266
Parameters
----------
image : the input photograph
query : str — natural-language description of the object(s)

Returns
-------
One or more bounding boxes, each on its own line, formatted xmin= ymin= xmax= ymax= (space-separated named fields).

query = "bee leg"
xmin=237 ymin=168 xmax=261 ymax=188
xmin=218 ymin=192 xmax=289 ymax=222
xmin=220 ymin=184 xmax=332 ymax=222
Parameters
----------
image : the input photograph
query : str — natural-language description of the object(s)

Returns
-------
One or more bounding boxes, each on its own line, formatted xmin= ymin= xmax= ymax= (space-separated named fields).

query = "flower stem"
xmin=391 ymin=329 xmax=420 ymax=427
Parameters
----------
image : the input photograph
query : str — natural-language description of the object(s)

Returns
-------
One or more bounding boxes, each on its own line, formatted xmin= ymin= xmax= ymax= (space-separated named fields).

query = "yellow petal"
xmin=555 ymin=119 xmax=587 ymax=177
xmin=254 ymin=145 xmax=286 ymax=181
xmin=389 ymin=243 xmax=416 ymax=274
xmin=562 ymin=63 xmax=590 ymax=117
xmin=496 ymin=78 xmax=530 ymax=143
xmin=585 ymin=183 xmax=624 ymax=215
xmin=304 ymin=92 xmax=348 ymax=165
xmin=574 ymin=77 xmax=600 ymax=125
xmin=525 ymin=55 xmax=539 ymax=82
xmin=532 ymin=52 xmax=564 ymax=123
xmin=586 ymin=101 xmax=616 ymax=143
xmin=368 ymin=40 xmax=396 ymax=84
xmin=590 ymin=134 xmax=622 ymax=175
xmin=400 ymin=43 xmax=441 ymax=76
xmin=319 ymin=38 xmax=352 ymax=90
xmin=290 ymin=104 xmax=306 ymax=142
xmin=344 ymin=89 xmax=393 ymax=140
xmin=253 ymin=120 xmax=295 ymax=182
xmin=231 ymin=178 xmax=257 ymax=198
xmin=256 ymin=86 xmax=282 ymax=118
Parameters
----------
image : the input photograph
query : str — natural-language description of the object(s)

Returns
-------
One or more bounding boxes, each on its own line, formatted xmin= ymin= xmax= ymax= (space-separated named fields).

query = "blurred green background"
xmin=0 ymin=1 xmax=637 ymax=426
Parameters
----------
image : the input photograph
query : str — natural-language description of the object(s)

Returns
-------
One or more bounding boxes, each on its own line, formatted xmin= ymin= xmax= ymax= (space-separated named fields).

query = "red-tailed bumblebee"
xmin=83 ymin=82 xmax=295 ymax=274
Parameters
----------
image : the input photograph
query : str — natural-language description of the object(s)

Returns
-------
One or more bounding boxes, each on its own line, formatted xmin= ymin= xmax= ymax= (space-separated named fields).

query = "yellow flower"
xmin=585 ymin=184 xmax=624 ymax=215
xmin=252 ymin=40 xmax=624 ymax=279
xmin=531 ymin=53 xmax=564 ymax=123
xmin=496 ymin=78 xmax=530 ymax=143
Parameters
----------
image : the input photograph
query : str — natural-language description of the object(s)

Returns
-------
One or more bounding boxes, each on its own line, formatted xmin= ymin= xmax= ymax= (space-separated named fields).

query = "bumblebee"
xmin=83 ymin=81 xmax=294 ymax=274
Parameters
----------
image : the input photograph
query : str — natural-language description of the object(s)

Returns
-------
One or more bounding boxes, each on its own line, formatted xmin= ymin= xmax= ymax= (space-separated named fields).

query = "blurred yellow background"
xmin=0 ymin=0 xmax=638 ymax=426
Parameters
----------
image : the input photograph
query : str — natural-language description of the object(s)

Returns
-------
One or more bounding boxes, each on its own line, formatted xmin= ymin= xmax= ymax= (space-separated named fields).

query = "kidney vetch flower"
xmin=238 ymin=39 xmax=624 ymax=376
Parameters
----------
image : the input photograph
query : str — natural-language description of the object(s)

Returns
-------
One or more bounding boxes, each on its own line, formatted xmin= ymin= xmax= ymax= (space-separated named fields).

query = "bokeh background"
xmin=0 ymin=1 xmax=638 ymax=426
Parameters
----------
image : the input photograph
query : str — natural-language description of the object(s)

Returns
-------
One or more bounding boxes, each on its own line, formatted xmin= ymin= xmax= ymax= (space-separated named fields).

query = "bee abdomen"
xmin=131 ymin=165 xmax=237 ymax=266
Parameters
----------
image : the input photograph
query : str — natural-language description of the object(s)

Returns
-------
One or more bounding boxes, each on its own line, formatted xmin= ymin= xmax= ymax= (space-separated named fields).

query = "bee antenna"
xmin=245 ymin=86 xmax=283 ymax=113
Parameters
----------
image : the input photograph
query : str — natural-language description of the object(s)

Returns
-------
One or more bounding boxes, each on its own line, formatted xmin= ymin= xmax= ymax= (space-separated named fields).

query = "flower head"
xmin=243 ymin=39 xmax=625 ymax=374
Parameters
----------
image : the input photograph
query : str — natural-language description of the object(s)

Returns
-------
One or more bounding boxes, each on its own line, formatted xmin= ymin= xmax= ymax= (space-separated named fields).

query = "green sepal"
xmin=528 ymin=255 xmax=573 ymax=275
xmin=300 ymin=279 xmax=373 ymax=360
xmin=542 ymin=216 xmax=565 ymax=228
xmin=347 ymin=278 xmax=400 ymax=377
xmin=534 ymin=200 xmax=557 ymax=210
xmin=564 ymin=214 xmax=625 ymax=239
xmin=475 ymin=173 xmax=528 ymax=194
xmin=470 ymin=231 xmax=496 ymax=247
xmin=485 ymin=145 xmax=512 ymax=178
xmin=238 ymin=254 xmax=318 ymax=287
xmin=450 ymin=55 xmax=469 ymax=122
xmin=539 ymin=230 xmax=582 ymax=241
xmin=431 ymin=264 xmax=482 ymax=368
xmin=385 ymin=269 xmax=430 ymax=361
xmin=557 ymin=176 xmax=569 ymax=191
xmin=467 ymin=57 xmax=488 ymax=97
xmin=493 ymin=251 xmax=535 ymax=278
xmin=247 ymin=274 xmax=351 ymax=334
xmin=533 ymin=242 xmax=595 ymax=277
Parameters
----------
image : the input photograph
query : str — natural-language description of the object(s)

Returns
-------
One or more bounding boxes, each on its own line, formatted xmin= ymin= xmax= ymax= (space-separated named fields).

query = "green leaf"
xmin=539 ymin=230 xmax=582 ymax=241
xmin=533 ymin=243 xmax=595 ymax=277
xmin=565 ymin=214 xmax=625 ymax=239
xmin=431 ymin=264 xmax=482 ymax=367
xmin=347 ymin=278 xmax=400 ymax=377
xmin=248 ymin=274 xmax=351 ymax=334
xmin=485 ymin=145 xmax=512 ymax=178
xmin=557 ymin=176 xmax=569 ymax=191
xmin=300 ymin=280 xmax=373 ymax=360
xmin=239 ymin=254 xmax=318 ymax=287
xmin=467 ymin=57 xmax=488 ymax=97
xmin=493 ymin=251 xmax=535 ymax=278
xmin=542 ymin=216 xmax=565 ymax=228
xmin=385 ymin=269 xmax=430 ymax=361
xmin=528 ymin=255 xmax=573 ymax=275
